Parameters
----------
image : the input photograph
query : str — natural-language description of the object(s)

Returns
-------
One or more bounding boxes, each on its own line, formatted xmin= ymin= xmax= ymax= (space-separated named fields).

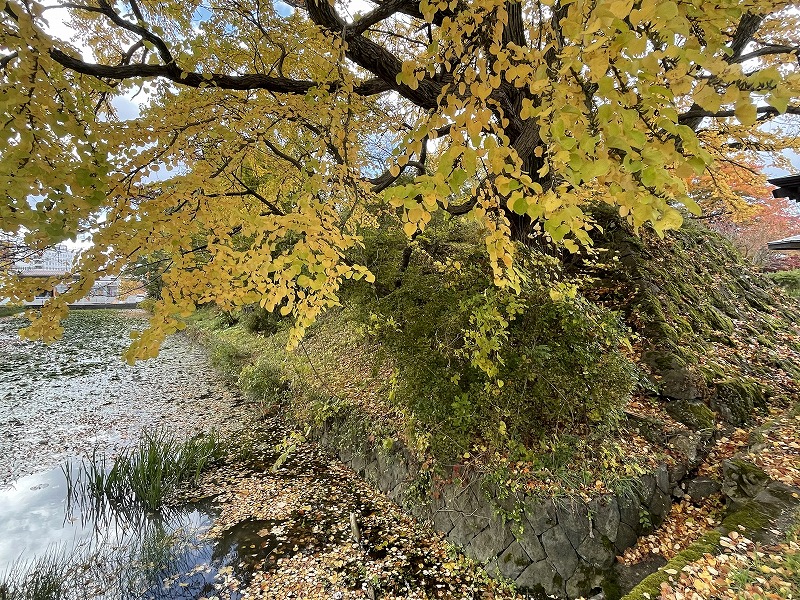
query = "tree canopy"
xmin=1 ymin=0 xmax=799 ymax=358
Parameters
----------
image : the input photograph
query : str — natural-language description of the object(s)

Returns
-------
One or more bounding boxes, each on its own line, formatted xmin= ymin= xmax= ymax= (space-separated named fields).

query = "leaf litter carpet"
xmin=182 ymin=413 xmax=523 ymax=600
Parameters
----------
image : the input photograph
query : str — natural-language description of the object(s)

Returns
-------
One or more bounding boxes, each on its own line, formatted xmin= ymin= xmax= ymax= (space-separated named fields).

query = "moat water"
xmin=0 ymin=310 xmax=250 ymax=599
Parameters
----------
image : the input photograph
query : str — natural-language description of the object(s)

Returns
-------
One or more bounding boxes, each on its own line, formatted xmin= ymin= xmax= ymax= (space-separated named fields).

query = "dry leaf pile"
xmin=659 ymin=530 xmax=800 ymax=600
xmin=744 ymin=415 xmax=800 ymax=488
xmin=697 ymin=428 xmax=753 ymax=479
xmin=619 ymin=497 xmax=725 ymax=565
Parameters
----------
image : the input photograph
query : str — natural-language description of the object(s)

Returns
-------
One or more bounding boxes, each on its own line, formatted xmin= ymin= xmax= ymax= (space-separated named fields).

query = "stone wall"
xmin=317 ymin=418 xmax=680 ymax=599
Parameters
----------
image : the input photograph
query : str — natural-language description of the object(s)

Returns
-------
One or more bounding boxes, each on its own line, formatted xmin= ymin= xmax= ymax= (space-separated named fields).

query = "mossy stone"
xmin=665 ymin=398 xmax=715 ymax=430
xmin=621 ymin=531 xmax=722 ymax=600
xmin=641 ymin=350 xmax=685 ymax=373
xmin=720 ymin=501 xmax=772 ymax=534
xmin=722 ymin=459 xmax=771 ymax=506
xmin=711 ymin=378 xmax=767 ymax=426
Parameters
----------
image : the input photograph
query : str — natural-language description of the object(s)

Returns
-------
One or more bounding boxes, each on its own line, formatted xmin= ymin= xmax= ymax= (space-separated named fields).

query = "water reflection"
xmin=0 ymin=464 xmax=246 ymax=599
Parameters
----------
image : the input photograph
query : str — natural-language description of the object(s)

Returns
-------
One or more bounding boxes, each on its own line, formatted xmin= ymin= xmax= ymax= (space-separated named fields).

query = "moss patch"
xmin=711 ymin=378 xmax=768 ymax=427
xmin=665 ymin=398 xmax=715 ymax=430
xmin=622 ymin=530 xmax=722 ymax=600
xmin=577 ymin=206 xmax=800 ymax=424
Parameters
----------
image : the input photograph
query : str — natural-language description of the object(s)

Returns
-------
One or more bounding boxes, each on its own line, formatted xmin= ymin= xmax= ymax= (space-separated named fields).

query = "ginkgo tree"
xmin=1 ymin=0 xmax=799 ymax=358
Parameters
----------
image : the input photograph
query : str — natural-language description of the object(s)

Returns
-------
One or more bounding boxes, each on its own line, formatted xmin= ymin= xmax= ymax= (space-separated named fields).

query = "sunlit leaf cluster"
xmin=1 ymin=0 xmax=798 ymax=356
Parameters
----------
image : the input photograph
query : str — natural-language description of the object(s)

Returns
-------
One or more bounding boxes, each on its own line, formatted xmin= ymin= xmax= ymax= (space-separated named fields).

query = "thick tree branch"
xmin=729 ymin=13 xmax=765 ymax=59
xmin=731 ymin=44 xmax=800 ymax=64
xmin=350 ymin=0 xmax=413 ymax=35
xmin=442 ymin=197 xmax=478 ymax=215
xmin=304 ymin=0 xmax=441 ymax=109
xmin=0 ymin=51 xmax=18 ymax=70
xmin=368 ymin=160 xmax=426 ymax=192
xmin=502 ymin=1 xmax=527 ymax=48
xmin=48 ymin=48 xmax=392 ymax=96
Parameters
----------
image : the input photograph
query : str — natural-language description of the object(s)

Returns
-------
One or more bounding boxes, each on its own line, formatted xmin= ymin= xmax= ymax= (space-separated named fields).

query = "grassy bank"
xmin=186 ymin=219 xmax=668 ymax=500
xmin=183 ymin=214 xmax=800 ymax=503
xmin=0 ymin=305 xmax=24 ymax=318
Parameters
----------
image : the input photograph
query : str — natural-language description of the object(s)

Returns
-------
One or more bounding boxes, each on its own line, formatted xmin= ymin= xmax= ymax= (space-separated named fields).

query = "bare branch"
xmin=679 ymin=105 xmax=800 ymax=122
xmin=262 ymin=138 xmax=304 ymax=171
xmin=0 ymin=51 xmax=18 ymax=70
xmin=229 ymin=172 xmax=286 ymax=216
xmin=731 ymin=44 xmax=800 ymax=63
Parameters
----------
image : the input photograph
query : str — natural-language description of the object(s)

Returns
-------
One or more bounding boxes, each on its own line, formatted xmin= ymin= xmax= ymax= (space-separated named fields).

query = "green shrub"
xmin=207 ymin=335 xmax=251 ymax=380
xmin=238 ymin=353 xmax=286 ymax=403
xmin=238 ymin=304 xmax=282 ymax=334
xmin=0 ymin=305 xmax=24 ymax=318
xmin=350 ymin=222 xmax=637 ymax=462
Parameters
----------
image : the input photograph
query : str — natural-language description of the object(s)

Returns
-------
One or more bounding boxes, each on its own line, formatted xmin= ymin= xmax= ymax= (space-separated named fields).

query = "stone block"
xmin=387 ymin=482 xmax=404 ymax=504
xmin=522 ymin=497 xmax=558 ymax=535
xmin=722 ymin=458 xmax=771 ymax=507
xmin=516 ymin=559 xmax=562 ymax=597
xmin=656 ymin=465 xmax=670 ymax=495
xmin=576 ymin=534 xmax=614 ymax=569
xmin=669 ymin=463 xmax=687 ymax=486
xmin=557 ymin=499 xmax=590 ymax=549
xmin=649 ymin=488 xmax=671 ymax=525
xmin=350 ymin=452 xmax=366 ymax=475
xmin=432 ymin=509 xmax=454 ymax=536
xmin=497 ymin=541 xmax=530 ymax=580
xmin=448 ymin=490 xmax=491 ymax=545
xmin=618 ymin=495 xmax=641 ymax=530
xmin=685 ymin=476 xmax=721 ymax=501
xmin=466 ymin=521 xmax=513 ymax=563
xmin=541 ymin=526 xmax=579 ymax=580
xmin=590 ymin=496 xmax=620 ymax=542
xmin=638 ymin=474 xmax=656 ymax=506
xmin=615 ymin=522 xmax=638 ymax=554
xmin=660 ymin=366 xmax=707 ymax=403
xmin=363 ymin=459 xmax=380 ymax=485
xmin=338 ymin=445 xmax=353 ymax=465
xmin=514 ymin=528 xmax=546 ymax=562
xmin=566 ymin=563 xmax=604 ymax=600
xmin=410 ymin=501 xmax=433 ymax=521
xmin=669 ymin=429 xmax=714 ymax=468
xmin=449 ymin=515 xmax=487 ymax=546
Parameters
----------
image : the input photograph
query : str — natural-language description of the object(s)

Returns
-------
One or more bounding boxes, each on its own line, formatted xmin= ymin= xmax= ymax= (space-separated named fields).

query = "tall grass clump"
xmin=66 ymin=429 xmax=227 ymax=512
xmin=0 ymin=547 xmax=75 ymax=600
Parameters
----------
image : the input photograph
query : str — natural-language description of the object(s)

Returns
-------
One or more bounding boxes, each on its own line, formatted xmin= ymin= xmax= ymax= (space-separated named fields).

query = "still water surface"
xmin=0 ymin=310 xmax=250 ymax=598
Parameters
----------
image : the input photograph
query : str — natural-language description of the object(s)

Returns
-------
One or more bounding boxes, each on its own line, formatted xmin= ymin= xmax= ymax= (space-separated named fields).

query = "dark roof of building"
xmin=769 ymin=174 xmax=800 ymax=202
xmin=768 ymin=234 xmax=800 ymax=251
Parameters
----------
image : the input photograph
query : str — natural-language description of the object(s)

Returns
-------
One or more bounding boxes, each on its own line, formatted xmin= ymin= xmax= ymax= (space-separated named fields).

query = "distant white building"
xmin=2 ymin=242 xmax=137 ymax=306
xmin=14 ymin=244 xmax=75 ymax=277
